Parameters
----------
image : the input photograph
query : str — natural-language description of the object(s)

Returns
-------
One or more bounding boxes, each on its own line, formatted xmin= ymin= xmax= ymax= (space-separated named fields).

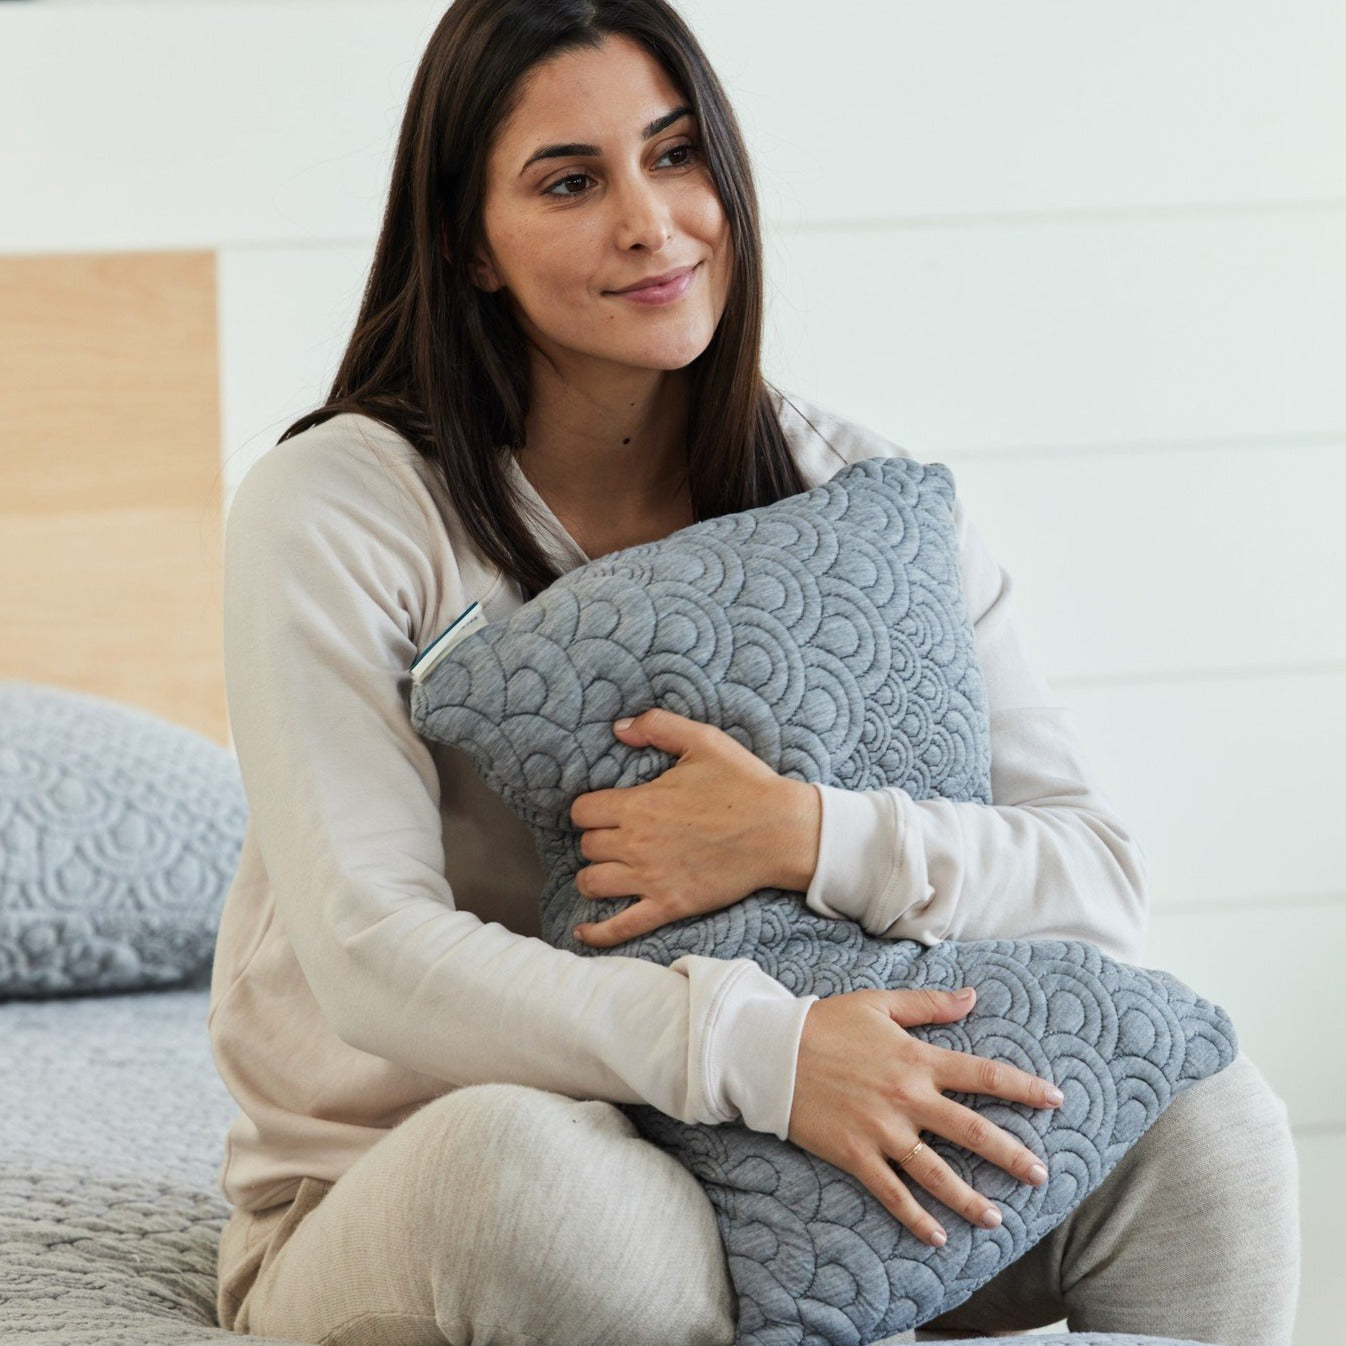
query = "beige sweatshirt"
xmin=208 ymin=390 xmax=1148 ymax=1214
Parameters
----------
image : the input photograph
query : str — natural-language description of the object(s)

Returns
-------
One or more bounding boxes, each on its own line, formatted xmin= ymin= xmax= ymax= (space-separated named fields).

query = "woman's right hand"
xmin=787 ymin=986 xmax=1064 ymax=1247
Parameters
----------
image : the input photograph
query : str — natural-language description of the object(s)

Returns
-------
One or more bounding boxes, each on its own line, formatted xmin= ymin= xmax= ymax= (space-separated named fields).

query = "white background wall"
xmin=3 ymin=2 xmax=1342 ymax=1341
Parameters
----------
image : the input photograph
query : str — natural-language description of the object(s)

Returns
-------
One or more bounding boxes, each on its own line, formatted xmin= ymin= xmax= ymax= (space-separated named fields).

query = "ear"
xmin=441 ymin=217 xmax=504 ymax=291
xmin=469 ymin=251 xmax=504 ymax=293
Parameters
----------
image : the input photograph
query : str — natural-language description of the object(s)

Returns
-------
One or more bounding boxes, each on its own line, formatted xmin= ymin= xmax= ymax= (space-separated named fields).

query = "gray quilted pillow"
xmin=409 ymin=457 xmax=1237 ymax=1345
xmin=0 ymin=682 xmax=247 ymax=997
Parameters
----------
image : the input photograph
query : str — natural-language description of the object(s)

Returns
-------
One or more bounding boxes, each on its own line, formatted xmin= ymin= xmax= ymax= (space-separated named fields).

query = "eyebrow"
xmin=518 ymin=105 xmax=694 ymax=177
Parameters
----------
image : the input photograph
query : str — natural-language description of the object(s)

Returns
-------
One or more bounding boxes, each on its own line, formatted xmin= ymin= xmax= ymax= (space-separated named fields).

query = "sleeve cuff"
xmin=804 ymin=783 xmax=944 ymax=943
xmin=804 ymin=782 xmax=906 ymax=924
xmin=700 ymin=959 xmax=817 ymax=1140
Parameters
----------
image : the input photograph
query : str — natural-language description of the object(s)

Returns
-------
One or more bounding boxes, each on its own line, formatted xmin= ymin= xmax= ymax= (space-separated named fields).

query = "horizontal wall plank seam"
xmin=1152 ymin=892 xmax=1346 ymax=918
xmin=98 ymin=194 xmax=1346 ymax=256
xmin=1289 ymin=1122 xmax=1346 ymax=1141
xmin=942 ymin=433 xmax=1344 ymax=462
xmin=1055 ymin=662 xmax=1346 ymax=692
xmin=772 ymin=197 xmax=1346 ymax=235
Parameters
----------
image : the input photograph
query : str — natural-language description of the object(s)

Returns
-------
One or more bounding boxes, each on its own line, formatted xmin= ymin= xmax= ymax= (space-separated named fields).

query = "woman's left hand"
xmin=569 ymin=708 xmax=822 ymax=948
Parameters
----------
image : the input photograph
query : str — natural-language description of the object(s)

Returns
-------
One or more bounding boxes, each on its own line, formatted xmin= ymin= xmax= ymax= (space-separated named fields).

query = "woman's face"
xmin=472 ymin=34 xmax=733 ymax=382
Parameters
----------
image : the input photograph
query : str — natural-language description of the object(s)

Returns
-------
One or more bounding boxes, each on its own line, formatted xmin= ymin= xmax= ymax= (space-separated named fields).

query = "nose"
xmin=611 ymin=171 xmax=673 ymax=252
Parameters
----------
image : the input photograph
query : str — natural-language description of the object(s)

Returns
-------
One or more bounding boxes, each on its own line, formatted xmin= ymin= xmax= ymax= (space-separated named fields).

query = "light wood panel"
xmin=0 ymin=251 xmax=225 ymax=743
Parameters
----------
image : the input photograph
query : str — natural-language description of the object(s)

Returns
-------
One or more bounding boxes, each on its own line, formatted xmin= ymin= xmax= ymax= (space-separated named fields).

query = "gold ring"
xmin=895 ymin=1140 xmax=925 ymax=1168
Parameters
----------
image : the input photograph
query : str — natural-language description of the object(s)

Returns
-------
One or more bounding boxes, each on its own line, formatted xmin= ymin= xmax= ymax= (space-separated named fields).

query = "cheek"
xmin=683 ymin=188 xmax=733 ymax=299
xmin=490 ymin=211 xmax=603 ymax=302
xmin=687 ymin=186 xmax=730 ymax=249
xmin=707 ymin=220 xmax=734 ymax=314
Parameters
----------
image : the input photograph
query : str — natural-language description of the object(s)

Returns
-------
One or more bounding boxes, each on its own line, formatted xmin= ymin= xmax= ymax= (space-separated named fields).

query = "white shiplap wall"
xmin=3 ymin=3 xmax=1341 ymax=1341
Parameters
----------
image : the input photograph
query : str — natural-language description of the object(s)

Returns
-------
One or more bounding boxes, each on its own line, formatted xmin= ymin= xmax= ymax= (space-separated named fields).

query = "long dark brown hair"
xmin=279 ymin=0 xmax=805 ymax=599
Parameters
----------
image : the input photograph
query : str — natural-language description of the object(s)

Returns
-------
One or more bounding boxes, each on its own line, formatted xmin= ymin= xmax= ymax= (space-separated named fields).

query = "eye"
xmin=543 ymin=171 xmax=594 ymax=199
xmin=656 ymin=141 xmax=699 ymax=169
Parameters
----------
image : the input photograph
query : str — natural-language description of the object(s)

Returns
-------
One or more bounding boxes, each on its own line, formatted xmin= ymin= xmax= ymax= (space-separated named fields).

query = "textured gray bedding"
xmin=0 ymin=981 xmax=1205 ymax=1345
xmin=0 ymin=983 xmax=293 ymax=1345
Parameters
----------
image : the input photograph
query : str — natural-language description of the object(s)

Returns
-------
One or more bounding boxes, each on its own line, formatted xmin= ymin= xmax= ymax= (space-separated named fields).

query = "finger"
xmin=612 ymin=707 xmax=702 ymax=758
xmin=574 ymin=899 xmax=672 ymax=948
xmin=574 ymin=861 xmax=637 ymax=901
xmin=578 ymin=828 xmax=623 ymax=863
xmin=570 ymin=789 xmax=628 ymax=830
xmin=896 ymin=1138 xmax=1019 ymax=1231
xmin=924 ymin=1095 xmax=1052 ymax=1192
xmin=852 ymin=1155 xmax=948 ymax=1248
xmin=933 ymin=1047 xmax=1065 ymax=1111
xmin=886 ymin=986 xmax=977 ymax=1028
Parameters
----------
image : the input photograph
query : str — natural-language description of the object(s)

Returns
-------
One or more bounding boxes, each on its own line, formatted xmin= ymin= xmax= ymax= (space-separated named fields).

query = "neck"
xmin=514 ymin=354 xmax=692 ymax=521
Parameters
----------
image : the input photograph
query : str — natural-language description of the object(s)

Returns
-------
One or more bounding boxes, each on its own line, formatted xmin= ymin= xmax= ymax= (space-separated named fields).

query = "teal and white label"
xmin=410 ymin=601 xmax=487 ymax=685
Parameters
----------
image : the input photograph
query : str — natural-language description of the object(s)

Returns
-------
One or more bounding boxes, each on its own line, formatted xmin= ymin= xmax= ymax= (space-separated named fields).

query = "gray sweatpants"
xmin=217 ymin=1051 xmax=1299 ymax=1346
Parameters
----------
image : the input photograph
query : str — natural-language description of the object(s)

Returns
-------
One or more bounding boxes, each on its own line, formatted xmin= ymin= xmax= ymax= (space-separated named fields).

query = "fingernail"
xmin=614 ymin=717 xmax=634 ymax=731
xmin=981 ymin=1206 xmax=1002 ymax=1229
xmin=1046 ymin=1086 xmax=1064 ymax=1105
xmin=929 ymin=1226 xmax=947 ymax=1247
xmin=572 ymin=927 xmax=587 ymax=943
xmin=954 ymin=987 xmax=975 ymax=1002
xmin=1029 ymin=1163 xmax=1048 ymax=1186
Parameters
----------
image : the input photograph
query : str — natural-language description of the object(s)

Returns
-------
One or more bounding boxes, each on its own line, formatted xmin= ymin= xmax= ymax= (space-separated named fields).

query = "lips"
xmin=609 ymin=263 xmax=698 ymax=295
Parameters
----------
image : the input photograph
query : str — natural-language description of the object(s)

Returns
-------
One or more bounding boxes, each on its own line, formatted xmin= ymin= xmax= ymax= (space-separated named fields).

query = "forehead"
xmin=494 ymin=34 xmax=687 ymax=154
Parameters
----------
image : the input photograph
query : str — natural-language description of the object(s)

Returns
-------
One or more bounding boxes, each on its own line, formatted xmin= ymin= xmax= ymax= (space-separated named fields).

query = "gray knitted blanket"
xmin=0 ymin=985 xmax=295 ymax=1345
xmin=409 ymin=456 xmax=1237 ymax=1346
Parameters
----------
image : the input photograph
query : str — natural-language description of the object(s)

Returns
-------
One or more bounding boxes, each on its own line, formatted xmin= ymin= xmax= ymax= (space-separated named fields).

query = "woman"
xmin=209 ymin=1 xmax=1299 ymax=1343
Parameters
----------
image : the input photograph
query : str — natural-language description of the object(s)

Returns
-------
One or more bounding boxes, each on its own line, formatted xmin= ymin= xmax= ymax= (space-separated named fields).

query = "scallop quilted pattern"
xmin=409 ymin=457 xmax=1237 ymax=1346
xmin=0 ymin=682 xmax=247 ymax=997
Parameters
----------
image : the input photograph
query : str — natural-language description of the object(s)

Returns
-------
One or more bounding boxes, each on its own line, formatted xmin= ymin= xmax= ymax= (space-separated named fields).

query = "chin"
xmin=630 ymin=324 xmax=718 ymax=371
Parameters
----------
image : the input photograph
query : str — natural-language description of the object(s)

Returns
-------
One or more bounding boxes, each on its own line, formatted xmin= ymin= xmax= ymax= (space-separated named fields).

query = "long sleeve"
xmin=221 ymin=428 xmax=812 ymax=1143
xmin=801 ymin=489 xmax=1149 ymax=966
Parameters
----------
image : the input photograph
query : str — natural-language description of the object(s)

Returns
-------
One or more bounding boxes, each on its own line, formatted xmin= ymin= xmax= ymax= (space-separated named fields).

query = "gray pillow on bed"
xmin=408 ymin=456 xmax=1237 ymax=1346
xmin=0 ymin=682 xmax=247 ymax=997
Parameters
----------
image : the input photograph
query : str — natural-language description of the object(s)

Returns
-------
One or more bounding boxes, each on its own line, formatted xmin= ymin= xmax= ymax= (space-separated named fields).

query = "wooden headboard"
xmin=0 ymin=251 xmax=228 ymax=745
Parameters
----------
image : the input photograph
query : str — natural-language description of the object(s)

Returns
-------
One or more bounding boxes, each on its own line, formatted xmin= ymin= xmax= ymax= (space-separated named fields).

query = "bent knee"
xmin=1165 ymin=1052 xmax=1298 ymax=1199
xmin=405 ymin=1086 xmax=735 ymax=1345
xmin=1182 ymin=1052 xmax=1294 ymax=1142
